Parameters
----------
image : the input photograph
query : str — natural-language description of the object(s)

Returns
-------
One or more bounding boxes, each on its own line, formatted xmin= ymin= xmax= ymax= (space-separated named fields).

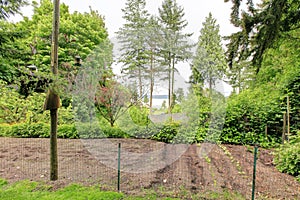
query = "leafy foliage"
xmin=0 ymin=0 xmax=109 ymax=98
xmin=128 ymin=105 xmax=150 ymax=126
xmin=225 ymin=0 xmax=300 ymax=73
xmin=95 ymin=79 xmax=131 ymax=127
xmin=222 ymin=85 xmax=282 ymax=147
xmin=274 ymin=132 xmax=300 ymax=181
xmin=151 ymin=122 xmax=180 ymax=143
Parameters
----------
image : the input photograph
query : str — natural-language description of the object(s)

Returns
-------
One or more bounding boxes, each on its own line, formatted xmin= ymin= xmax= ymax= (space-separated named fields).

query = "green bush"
xmin=0 ymin=122 xmax=129 ymax=139
xmin=103 ymin=126 xmax=129 ymax=138
xmin=0 ymin=123 xmax=11 ymax=137
xmin=127 ymin=125 xmax=162 ymax=139
xmin=151 ymin=122 xmax=180 ymax=143
xmin=58 ymin=124 xmax=79 ymax=139
xmin=0 ymin=122 xmax=77 ymax=138
xmin=3 ymin=123 xmax=48 ymax=138
xmin=128 ymin=106 xmax=150 ymax=126
xmin=76 ymin=123 xmax=103 ymax=138
xmin=274 ymin=132 xmax=300 ymax=181
xmin=172 ymin=129 xmax=197 ymax=144
xmin=221 ymin=85 xmax=282 ymax=147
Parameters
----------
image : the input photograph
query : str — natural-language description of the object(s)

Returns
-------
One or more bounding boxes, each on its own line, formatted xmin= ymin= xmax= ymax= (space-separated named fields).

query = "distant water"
xmin=151 ymin=95 xmax=169 ymax=99
xmin=150 ymin=95 xmax=169 ymax=108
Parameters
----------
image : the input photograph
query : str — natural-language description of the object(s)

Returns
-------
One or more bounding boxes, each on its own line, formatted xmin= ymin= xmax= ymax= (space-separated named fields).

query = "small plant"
xmin=218 ymin=144 xmax=246 ymax=175
xmin=204 ymin=155 xmax=211 ymax=164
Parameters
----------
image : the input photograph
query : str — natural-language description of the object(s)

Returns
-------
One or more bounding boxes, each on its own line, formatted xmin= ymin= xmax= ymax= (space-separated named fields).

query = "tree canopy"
xmin=191 ymin=12 xmax=226 ymax=92
xmin=225 ymin=0 xmax=300 ymax=74
xmin=0 ymin=0 xmax=28 ymax=20
xmin=0 ymin=0 xmax=110 ymax=99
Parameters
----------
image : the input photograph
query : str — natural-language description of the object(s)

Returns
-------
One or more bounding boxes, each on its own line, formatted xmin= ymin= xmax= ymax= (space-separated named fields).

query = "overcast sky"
xmin=17 ymin=0 xmax=244 ymax=41
xmin=60 ymin=0 xmax=238 ymax=41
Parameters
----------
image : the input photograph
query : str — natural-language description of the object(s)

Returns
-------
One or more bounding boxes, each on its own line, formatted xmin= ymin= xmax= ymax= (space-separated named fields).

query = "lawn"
xmin=0 ymin=178 xmax=247 ymax=200
xmin=0 ymin=178 xmax=181 ymax=200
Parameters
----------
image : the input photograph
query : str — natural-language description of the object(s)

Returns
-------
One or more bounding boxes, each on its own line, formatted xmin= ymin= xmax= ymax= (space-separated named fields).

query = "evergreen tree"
xmin=143 ymin=16 xmax=165 ymax=113
xmin=158 ymin=0 xmax=193 ymax=113
xmin=225 ymin=0 xmax=300 ymax=74
xmin=0 ymin=0 xmax=28 ymax=20
xmin=116 ymin=0 xmax=149 ymax=99
xmin=191 ymin=13 xmax=226 ymax=93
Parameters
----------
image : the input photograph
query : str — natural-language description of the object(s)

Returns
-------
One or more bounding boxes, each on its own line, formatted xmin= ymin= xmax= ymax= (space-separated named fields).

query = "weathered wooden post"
xmin=282 ymin=113 xmax=286 ymax=144
xmin=44 ymin=0 xmax=60 ymax=181
xmin=287 ymin=95 xmax=290 ymax=142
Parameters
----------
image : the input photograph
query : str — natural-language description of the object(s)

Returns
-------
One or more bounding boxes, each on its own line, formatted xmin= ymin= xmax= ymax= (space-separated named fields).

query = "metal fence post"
xmin=252 ymin=144 xmax=259 ymax=200
xmin=118 ymin=143 xmax=121 ymax=192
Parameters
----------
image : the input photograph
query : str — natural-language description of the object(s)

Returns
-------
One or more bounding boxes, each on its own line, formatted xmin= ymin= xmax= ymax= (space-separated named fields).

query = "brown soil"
xmin=0 ymin=137 xmax=299 ymax=199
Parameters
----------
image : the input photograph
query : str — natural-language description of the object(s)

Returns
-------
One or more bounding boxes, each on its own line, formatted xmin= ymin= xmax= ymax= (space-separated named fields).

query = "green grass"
xmin=0 ymin=178 xmax=247 ymax=200
xmin=0 ymin=178 xmax=179 ymax=200
xmin=0 ymin=179 xmax=123 ymax=200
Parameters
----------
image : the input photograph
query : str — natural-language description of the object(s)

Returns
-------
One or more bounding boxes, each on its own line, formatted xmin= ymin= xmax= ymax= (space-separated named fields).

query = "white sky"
xmin=16 ymin=0 xmax=242 ymax=41
xmin=60 ymin=0 xmax=236 ymax=41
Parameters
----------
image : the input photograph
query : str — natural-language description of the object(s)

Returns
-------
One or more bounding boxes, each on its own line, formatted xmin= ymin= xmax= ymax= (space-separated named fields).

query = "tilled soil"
xmin=0 ymin=137 xmax=299 ymax=199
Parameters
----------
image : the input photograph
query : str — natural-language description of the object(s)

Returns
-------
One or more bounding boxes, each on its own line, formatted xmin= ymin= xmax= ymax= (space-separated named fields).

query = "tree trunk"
xmin=149 ymin=49 xmax=154 ymax=114
xmin=110 ymin=120 xmax=115 ymax=127
xmin=168 ymin=52 xmax=171 ymax=114
xmin=171 ymin=54 xmax=175 ymax=108
xmin=138 ymin=66 xmax=143 ymax=101
xmin=238 ymin=67 xmax=241 ymax=93
xmin=209 ymin=78 xmax=213 ymax=97
xmin=282 ymin=112 xmax=286 ymax=144
xmin=49 ymin=0 xmax=60 ymax=181
xmin=50 ymin=109 xmax=58 ymax=180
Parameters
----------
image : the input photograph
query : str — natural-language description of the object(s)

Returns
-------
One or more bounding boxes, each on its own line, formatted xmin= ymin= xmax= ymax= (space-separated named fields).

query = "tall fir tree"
xmin=116 ymin=0 xmax=149 ymax=99
xmin=191 ymin=13 xmax=226 ymax=94
xmin=225 ymin=0 xmax=300 ymax=74
xmin=158 ymin=0 xmax=193 ymax=113
xmin=143 ymin=16 xmax=164 ymax=113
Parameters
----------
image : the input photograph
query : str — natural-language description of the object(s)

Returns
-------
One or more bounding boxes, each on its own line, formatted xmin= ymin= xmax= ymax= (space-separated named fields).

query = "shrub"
xmin=274 ymin=132 xmax=300 ymax=181
xmin=221 ymin=85 xmax=282 ymax=146
xmin=0 ymin=123 xmax=76 ymax=138
xmin=126 ymin=125 xmax=163 ymax=139
xmin=0 ymin=122 xmax=131 ymax=139
xmin=151 ymin=122 xmax=180 ymax=143
xmin=74 ymin=123 xmax=129 ymax=139
xmin=103 ymin=126 xmax=129 ymax=138
xmin=128 ymin=106 xmax=150 ymax=126
xmin=58 ymin=124 xmax=79 ymax=139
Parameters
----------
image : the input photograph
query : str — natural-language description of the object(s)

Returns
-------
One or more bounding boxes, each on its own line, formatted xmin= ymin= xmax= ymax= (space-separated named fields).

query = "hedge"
xmin=0 ymin=123 xmax=128 ymax=139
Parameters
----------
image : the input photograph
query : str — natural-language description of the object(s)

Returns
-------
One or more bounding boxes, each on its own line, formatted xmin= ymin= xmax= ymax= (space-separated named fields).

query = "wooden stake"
xmin=287 ymin=95 xmax=290 ymax=143
xmin=282 ymin=113 xmax=286 ymax=145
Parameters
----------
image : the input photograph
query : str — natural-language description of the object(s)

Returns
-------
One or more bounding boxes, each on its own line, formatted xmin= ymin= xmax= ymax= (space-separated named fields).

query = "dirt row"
xmin=0 ymin=137 xmax=299 ymax=199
